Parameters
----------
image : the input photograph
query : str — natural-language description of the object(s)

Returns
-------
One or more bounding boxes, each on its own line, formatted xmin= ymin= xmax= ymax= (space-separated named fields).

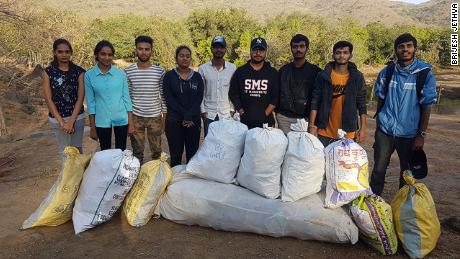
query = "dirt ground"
xmin=1 ymin=67 xmax=460 ymax=258
xmin=0 ymin=111 xmax=459 ymax=258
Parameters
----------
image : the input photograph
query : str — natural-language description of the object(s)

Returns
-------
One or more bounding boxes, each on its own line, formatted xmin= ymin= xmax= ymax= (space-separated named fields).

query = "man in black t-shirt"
xmin=276 ymin=34 xmax=321 ymax=134
xmin=229 ymin=37 xmax=279 ymax=129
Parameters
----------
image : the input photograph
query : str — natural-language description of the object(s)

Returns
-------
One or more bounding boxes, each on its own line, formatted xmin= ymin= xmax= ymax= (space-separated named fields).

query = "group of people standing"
xmin=42 ymin=32 xmax=437 ymax=195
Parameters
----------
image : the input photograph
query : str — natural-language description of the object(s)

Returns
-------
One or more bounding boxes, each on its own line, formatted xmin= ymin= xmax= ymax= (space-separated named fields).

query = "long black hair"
xmin=51 ymin=38 xmax=75 ymax=69
xmin=94 ymin=40 xmax=115 ymax=61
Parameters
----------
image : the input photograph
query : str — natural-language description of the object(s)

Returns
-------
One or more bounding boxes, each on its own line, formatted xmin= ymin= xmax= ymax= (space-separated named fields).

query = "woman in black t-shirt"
xmin=42 ymin=39 xmax=86 ymax=153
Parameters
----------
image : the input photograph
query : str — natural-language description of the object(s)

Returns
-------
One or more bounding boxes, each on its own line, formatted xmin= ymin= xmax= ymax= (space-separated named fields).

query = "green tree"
xmin=333 ymin=18 xmax=370 ymax=67
xmin=0 ymin=5 xmax=449 ymax=70
xmin=85 ymin=14 xmax=192 ymax=69
xmin=365 ymin=23 xmax=395 ymax=65
xmin=186 ymin=8 xmax=259 ymax=64
xmin=264 ymin=13 xmax=334 ymax=68
xmin=143 ymin=16 xmax=193 ymax=69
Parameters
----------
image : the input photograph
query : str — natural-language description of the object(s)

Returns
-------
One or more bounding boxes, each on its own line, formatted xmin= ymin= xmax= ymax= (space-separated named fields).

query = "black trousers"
xmin=165 ymin=118 xmax=201 ymax=167
xmin=203 ymin=114 xmax=219 ymax=137
xmin=317 ymin=135 xmax=339 ymax=148
xmin=241 ymin=114 xmax=276 ymax=130
xmin=96 ymin=125 xmax=128 ymax=151
xmin=370 ymin=128 xmax=415 ymax=195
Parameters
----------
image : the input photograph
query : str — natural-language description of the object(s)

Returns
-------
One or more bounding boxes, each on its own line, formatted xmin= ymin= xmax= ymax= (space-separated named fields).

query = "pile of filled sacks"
xmin=163 ymin=118 xmax=440 ymax=257
xmin=22 ymin=118 xmax=441 ymax=258
xmin=160 ymin=118 xmax=359 ymax=243
xmin=21 ymin=147 xmax=173 ymax=233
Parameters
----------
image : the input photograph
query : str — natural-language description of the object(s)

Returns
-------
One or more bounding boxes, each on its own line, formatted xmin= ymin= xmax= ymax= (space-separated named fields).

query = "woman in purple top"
xmin=42 ymin=39 xmax=85 ymax=153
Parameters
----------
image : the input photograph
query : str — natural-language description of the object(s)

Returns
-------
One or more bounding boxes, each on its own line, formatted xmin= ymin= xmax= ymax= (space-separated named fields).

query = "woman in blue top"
xmin=42 ymin=39 xmax=85 ymax=154
xmin=85 ymin=40 xmax=134 ymax=151
xmin=163 ymin=45 xmax=204 ymax=166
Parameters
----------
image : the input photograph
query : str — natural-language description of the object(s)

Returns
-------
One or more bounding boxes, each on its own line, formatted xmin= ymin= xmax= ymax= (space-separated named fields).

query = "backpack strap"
xmin=415 ymin=68 xmax=430 ymax=100
xmin=384 ymin=63 xmax=396 ymax=97
xmin=373 ymin=63 xmax=430 ymax=124
xmin=373 ymin=63 xmax=395 ymax=119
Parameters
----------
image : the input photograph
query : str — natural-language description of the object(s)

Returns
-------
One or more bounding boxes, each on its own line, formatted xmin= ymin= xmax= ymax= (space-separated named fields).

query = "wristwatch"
xmin=418 ymin=130 xmax=427 ymax=138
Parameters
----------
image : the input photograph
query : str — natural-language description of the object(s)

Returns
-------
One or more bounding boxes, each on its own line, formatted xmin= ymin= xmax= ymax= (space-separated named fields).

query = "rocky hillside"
xmin=36 ymin=0 xmax=448 ymax=27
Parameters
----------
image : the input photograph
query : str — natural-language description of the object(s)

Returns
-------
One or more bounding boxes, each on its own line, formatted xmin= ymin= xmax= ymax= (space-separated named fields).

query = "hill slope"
xmin=36 ymin=0 xmax=449 ymax=27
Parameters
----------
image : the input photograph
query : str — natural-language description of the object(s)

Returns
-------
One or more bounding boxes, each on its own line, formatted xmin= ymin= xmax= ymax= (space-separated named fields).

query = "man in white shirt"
xmin=125 ymin=35 xmax=166 ymax=164
xmin=199 ymin=35 xmax=237 ymax=136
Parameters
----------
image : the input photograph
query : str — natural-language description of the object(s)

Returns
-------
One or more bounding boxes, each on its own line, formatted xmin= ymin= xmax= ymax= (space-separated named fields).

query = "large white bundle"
xmin=237 ymin=124 xmax=287 ymax=199
xmin=281 ymin=119 xmax=325 ymax=202
xmin=157 ymin=166 xmax=359 ymax=244
xmin=73 ymin=149 xmax=140 ymax=234
xmin=186 ymin=118 xmax=248 ymax=183
xmin=324 ymin=131 xmax=372 ymax=209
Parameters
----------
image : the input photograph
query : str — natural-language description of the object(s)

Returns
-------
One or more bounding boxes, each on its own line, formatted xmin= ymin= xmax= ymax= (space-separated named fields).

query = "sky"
xmin=392 ymin=0 xmax=430 ymax=4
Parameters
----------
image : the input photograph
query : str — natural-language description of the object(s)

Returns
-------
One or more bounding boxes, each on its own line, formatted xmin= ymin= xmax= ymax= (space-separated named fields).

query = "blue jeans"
xmin=203 ymin=115 xmax=219 ymax=137
xmin=370 ymin=128 xmax=415 ymax=195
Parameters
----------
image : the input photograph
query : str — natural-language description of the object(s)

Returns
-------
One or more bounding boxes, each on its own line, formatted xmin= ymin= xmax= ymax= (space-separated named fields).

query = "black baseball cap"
xmin=211 ymin=36 xmax=226 ymax=48
xmin=250 ymin=37 xmax=268 ymax=50
xmin=409 ymin=149 xmax=428 ymax=179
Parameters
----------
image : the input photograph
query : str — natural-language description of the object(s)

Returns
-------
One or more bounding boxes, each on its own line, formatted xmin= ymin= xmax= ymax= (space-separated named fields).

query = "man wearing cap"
xmin=199 ymin=36 xmax=237 ymax=136
xmin=229 ymin=37 xmax=279 ymax=129
xmin=370 ymin=33 xmax=437 ymax=195
xmin=277 ymin=34 xmax=321 ymax=134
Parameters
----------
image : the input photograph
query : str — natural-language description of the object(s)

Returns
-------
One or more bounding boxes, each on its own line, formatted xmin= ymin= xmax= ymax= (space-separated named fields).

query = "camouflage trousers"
xmin=130 ymin=115 xmax=163 ymax=164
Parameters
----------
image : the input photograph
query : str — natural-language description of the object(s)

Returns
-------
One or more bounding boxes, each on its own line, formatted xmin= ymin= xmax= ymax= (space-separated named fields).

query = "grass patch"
xmin=438 ymin=98 xmax=460 ymax=106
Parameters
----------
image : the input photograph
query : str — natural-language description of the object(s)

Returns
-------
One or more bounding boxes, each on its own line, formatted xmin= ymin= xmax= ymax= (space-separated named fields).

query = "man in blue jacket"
xmin=370 ymin=33 xmax=437 ymax=195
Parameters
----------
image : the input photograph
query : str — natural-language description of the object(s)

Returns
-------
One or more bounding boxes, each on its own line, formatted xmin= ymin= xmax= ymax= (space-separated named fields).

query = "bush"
xmin=0 ymin=6 xmax=450 ymax=69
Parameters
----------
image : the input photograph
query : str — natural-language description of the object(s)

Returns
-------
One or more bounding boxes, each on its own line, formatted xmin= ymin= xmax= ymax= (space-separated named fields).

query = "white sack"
xmin=186 ymin=118 xmax=248 ymax=183
xmin=324 ymin=132 xmax=372 ymax=209
xmin=281 ymin=119 xmax=325 ymax=202
xmin=73 ymin=149 xmax=140 ymax=234
xmin=237 ymin=124 xmax=288 ymax=199
xmin=157 ymin=166 xmax=359 ymax=244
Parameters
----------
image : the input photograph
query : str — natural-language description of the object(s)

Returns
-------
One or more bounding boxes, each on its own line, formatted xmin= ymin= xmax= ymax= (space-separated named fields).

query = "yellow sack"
xmin=350 ymin=194 xmax=398 ymax=255
xmin=391 ymin=171 xmax=441 ymax=258
xmin=21 ymin=147 xmax=91 ymax=229
xmin=123 ymin=153 xmax=173 ymax=227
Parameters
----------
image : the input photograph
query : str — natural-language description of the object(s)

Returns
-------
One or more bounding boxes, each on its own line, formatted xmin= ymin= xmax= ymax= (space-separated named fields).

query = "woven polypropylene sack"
xmin=72 ymin=149 xmax=140 ymax=234
xmin=391 ymin=171 xmax=440 ymax=258
xmin=21 ymin=147 xmax=91 ymax=229
xmin=186 ymin=118 xmax=247 ymax=183
xmin=281 ymin=119 xmax=325 ymax=202
xmin=123 ymin=153 xmax=173 ymax=227
xmin=350 ymin=194 xmax=398 ymax=255
xmin=237 ymin=124 xmax=287 ymax=199
xmin=157 ymin=167 xmax=359 ymax=244
xmin=324 ymin=137 xmax=372 ymax=208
